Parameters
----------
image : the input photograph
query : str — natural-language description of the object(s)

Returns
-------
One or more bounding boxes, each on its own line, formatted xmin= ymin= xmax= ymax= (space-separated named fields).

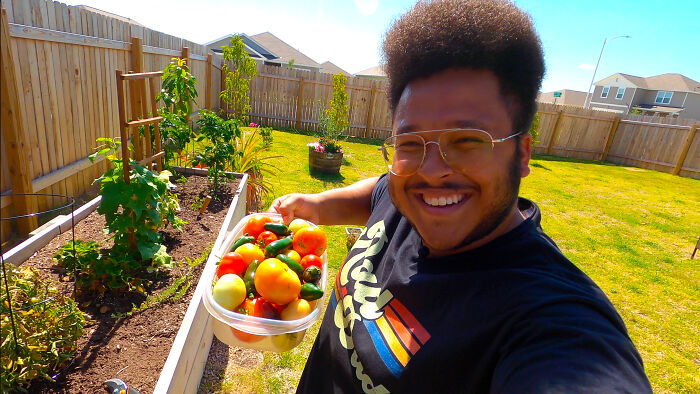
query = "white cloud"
xmin=578 ymin=63 xmax=596 ymax=70
xmin=354 ymin=0 xmax=379 ymax=16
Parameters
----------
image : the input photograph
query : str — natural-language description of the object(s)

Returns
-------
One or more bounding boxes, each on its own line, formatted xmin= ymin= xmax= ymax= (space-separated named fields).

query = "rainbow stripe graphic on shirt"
xmin=331 ymin=286 xmax=431 ymax=378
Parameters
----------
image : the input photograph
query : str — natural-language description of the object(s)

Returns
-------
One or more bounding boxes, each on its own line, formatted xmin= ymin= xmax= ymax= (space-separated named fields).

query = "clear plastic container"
xmin=202 ymin=213 xmax=328 ymax=352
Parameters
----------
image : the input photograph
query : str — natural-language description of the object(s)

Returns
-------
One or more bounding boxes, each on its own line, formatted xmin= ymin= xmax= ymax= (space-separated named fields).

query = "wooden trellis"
xmin=115 ymin=69 xmax=165 ymax=182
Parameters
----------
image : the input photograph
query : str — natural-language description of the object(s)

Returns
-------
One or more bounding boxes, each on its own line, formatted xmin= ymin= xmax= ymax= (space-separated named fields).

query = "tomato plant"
xmin=83 ymin=137 xmax=185 ymax=293
xmin=192 ymin=110 xmax=240 ymax=194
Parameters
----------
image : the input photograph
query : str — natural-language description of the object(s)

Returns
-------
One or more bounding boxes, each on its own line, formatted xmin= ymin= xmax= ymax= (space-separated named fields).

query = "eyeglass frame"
xmin=378 ymin=128 xmax=525 ymax=176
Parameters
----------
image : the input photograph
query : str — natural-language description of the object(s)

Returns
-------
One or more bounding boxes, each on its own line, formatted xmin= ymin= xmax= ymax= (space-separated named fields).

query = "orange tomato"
xmin=293 ymin=226 xmax=327 ymax=256
xmin=254 ymin=258 xmax=301 ymax=306
xmin=234 ymin=243 xmax=265 ymax=266
xmin=243 ymin=216 xmax=273 ymax=239
xmin=232 ymin=298 xmax=265 ymax=343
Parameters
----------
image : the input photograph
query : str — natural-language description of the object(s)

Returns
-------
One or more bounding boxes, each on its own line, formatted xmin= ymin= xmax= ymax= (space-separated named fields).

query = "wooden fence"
xmin=246 ymin=64 xmax=393 ymax=139
xmin=2 ymin=0 xmax=698 ymax=242
xmin=532 ymin=103 xmax=699 ymax=179
xmin=0 ymin=0 xmax=222 ymax=239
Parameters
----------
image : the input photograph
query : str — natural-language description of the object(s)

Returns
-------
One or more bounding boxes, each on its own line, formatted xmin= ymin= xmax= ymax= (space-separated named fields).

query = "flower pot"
xmin=309 ymin=146 xmax=343 ymax=174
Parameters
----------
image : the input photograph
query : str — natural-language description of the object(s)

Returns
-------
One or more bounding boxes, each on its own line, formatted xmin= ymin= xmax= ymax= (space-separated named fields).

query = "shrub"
xmin=528 ymin=113 xmax=540 ymax=147
xmin=220 ymin=36 xmax=257 ymax=122
xmin=0 ymin=266 xmax=86 ymax=391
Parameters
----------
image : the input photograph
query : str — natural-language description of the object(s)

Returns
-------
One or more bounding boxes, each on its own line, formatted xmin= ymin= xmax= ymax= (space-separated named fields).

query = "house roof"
xmin=320 ymin=61 xmax=350 ymax=76
xmin=355 ymin=65 xmax=386 ymax=77
xmin=249 ymin=32 xmax=320 ymax=68
xmin=596 ymin=73 xmax=700 ymax=93
xmin=204 ymin=34 xmax=278 ymax=60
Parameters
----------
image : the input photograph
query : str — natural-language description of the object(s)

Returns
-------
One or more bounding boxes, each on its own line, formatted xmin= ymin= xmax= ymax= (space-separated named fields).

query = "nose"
xmin=417 ymin=141 xmax=452 ymax=179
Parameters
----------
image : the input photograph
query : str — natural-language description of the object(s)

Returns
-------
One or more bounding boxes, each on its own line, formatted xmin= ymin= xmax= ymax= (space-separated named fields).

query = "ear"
xmin=518 ymin=133 xmax=532 ymax=178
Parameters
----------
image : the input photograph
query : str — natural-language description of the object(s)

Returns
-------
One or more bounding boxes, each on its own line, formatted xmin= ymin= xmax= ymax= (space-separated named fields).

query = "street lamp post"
xmin=583 ymin=35 xmax=631 ymax=109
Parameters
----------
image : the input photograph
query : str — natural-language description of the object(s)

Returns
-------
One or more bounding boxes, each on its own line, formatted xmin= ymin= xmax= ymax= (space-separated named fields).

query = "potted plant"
xmin=308 ymin=73 xmax=349 ymax=174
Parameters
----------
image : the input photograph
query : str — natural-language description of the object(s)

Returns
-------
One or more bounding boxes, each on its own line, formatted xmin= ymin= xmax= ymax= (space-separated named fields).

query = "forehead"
xmin=393 ymin=69 xmax=513 ymax=136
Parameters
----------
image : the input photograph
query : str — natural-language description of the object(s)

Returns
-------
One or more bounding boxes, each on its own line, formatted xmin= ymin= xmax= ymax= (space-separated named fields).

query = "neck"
xmin=428 ymin=203 xmax=525 ymax=257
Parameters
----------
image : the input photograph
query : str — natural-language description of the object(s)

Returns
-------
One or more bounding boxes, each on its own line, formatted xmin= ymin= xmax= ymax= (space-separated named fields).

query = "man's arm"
xmin=268 ymin=177 xmax=379 ymax=226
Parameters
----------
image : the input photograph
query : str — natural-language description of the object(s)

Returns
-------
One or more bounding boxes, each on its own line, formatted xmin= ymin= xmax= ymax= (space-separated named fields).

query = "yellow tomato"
xmin=286 ymin=250 xmax=301 ymax=263
xmin=235 ymin=243 xmax=265 ymax=266
xmin=281 ymin=299 xmax=312 ymax=320
xmin=288 ymin=218 xmax=311 ymax=234
xmin=254 ymin=258 xmax=301 ymax=306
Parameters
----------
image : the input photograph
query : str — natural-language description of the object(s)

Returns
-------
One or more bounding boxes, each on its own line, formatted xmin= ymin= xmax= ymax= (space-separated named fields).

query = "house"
xmin=354 ymin=65 xmax=387 ymax=81
xmin=538 ymin=90 xmax=587 ymax=107
xmin=320 ymin=61 xmax=350 ymax=76
xmin=588 ymin=73 xmax=700 ymax=119
xmin=205 ymin=32 xmax=321 ymax=72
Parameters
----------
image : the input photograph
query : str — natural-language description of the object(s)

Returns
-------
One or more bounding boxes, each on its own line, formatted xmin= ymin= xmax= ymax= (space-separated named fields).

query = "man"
xmin=270 ymin=0 xmax=652 ymax=392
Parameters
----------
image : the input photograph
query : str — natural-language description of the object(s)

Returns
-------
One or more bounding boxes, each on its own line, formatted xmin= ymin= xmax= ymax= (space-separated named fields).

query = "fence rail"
xmin=2 ymin=0 xmax=698 ymax=241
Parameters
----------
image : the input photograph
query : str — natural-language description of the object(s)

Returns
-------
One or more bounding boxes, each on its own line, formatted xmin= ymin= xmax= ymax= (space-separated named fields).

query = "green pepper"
xmin=231 ymin=234 xmax=255 ymax=252
xmin=302 ymin=266 xmax=322 ymax=284
xmin=265 ymin=236 xmax=293 ymax=257
xmin=277 ymin=254 xmax=304 ymax=278
xmin=299 ymin=283 xmax=324 ymax=301
xmin=243 ymin=259 xmax=260 ymax=297
xmin=263 ymin=222 xmax=289 ymax=236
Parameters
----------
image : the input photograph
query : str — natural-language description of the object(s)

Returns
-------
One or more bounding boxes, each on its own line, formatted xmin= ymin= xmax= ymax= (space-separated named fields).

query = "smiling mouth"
xmin=421 ymin=194 xmax=465 ymax=207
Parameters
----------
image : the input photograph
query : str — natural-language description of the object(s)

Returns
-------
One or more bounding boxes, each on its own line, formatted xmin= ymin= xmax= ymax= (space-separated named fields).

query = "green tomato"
xmin=212 ymin=274 xmax=246 ymax=311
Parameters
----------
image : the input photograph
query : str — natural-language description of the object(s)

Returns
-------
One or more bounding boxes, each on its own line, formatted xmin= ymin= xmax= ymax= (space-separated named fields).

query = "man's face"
xmin=388 ymin=68 xmax=531 ymax=254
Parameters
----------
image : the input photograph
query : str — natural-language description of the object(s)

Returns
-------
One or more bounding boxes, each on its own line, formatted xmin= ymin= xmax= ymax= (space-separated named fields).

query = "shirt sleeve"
xmin=370 ymin=173 xmax=389 ymax=212
xmin=490 ymin=300 xmax=652 ymax=394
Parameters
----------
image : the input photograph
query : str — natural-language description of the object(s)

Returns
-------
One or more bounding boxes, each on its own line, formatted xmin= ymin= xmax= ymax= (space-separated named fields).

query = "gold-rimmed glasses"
xmin=379 ymin=129 xmax=523 ymax=176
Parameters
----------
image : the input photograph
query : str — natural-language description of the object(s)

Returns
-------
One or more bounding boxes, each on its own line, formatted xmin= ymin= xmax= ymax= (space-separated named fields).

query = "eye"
xmin=394 ymin=139 xmax=423 ymax=151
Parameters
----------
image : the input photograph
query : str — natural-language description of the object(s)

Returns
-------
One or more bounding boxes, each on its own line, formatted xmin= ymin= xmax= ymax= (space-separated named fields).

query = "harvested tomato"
xmin=232 ymin=298 xmax=265 ymax=342
xmin=243 ymin=216 xmax=273 ymax=239
xmin=235 ymin=243 xmax=265 ymax=266
xmin=286 ymin=250 xmax=301 ymax=263
xmin=257 ymin=231 xmax=278 ymax=247
xmin=254 ymin=258 xmax=301 ymax=305
xmin=217 ymin=252 xmax=247 ymax=278
xmin=293 ymin=226 xmax=327 ymax=256
xmin=300 ymin=254 xmax=323 ymax=270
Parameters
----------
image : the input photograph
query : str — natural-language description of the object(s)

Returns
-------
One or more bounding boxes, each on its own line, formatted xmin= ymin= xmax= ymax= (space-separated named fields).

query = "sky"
xmin=58 ymin=0 xmax=700 ymax=93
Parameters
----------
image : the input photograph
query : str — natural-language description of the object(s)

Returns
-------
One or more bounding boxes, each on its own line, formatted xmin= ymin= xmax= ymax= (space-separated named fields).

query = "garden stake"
xmin=197 ymin=195 xmax=212 ymax=219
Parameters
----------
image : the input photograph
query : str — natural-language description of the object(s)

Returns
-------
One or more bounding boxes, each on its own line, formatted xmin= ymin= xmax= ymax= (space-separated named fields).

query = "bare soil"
xmin=24 ymin=173 xmax=239 ymax=394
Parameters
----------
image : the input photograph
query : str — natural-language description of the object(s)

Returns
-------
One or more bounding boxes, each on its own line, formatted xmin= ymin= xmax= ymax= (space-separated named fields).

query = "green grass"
xmin=209 ymin=131 xmax=700 ymax=393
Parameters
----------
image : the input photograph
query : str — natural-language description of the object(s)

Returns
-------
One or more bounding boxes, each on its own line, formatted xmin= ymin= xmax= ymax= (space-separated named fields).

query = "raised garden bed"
xmin=4 ymin=168 xmax=247 ymax=393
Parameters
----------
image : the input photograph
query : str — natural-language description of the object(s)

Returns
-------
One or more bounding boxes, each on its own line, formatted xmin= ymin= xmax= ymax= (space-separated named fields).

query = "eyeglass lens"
xmin=383 ymin=130 xmax=493 ymax=175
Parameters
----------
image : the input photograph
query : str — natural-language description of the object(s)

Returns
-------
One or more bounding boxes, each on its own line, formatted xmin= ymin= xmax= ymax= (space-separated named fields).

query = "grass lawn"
xmin=207 ymin=129 xmax=699 ymax=393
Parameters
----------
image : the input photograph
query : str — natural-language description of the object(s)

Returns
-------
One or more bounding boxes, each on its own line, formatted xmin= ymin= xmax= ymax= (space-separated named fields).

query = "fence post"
xmin=1 ymin=8 xmax=38 ymax=236
xmin=601 ymin=117 xmax=621 ymax=161
xmin=181 ymin=46 xmax=191 ymax=125
xmin=546 ymin=110 xmax=564 ymax=155
xmin=365 ymin=83 xmax=377 ymax=138
xmin=205 ymin=53 xmax=212 ymax=110
xmin=295 ymin=77 xmax=304 ymax=130
xmin=673 ymin=124 xmax=698 ymax=175
xmin=130 ymin=36 xmax=144 ymax=161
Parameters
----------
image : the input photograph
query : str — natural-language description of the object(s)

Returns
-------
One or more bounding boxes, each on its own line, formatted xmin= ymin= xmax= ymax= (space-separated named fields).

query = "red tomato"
xmin=232 ymin=298 xmax=265 ymax=343
xmin=293 ymin=226 xmax=327 ymax=256
xmin=256 ymin=231 xmax=278 ymax=247
xmin=243 ymin=216 xmax=273 ymax=239
xmin=300 ymin=254 xmax=323 ymax=270
xmin=217 ymin=252 xmax=247 ymax=278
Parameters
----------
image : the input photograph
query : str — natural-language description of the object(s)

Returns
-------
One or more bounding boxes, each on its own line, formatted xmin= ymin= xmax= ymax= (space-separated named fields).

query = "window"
xmin=601 ymin=86 xmax=610 ymax=98
xmin=616 ymin=87 xmax=626 ymax=99
xmin=655 ymin=91 xmax=673 ymax=104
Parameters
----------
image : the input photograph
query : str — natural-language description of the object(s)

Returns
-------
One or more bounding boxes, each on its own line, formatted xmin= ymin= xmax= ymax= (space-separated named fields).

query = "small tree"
xmin=287 ymin=58 xmax=295 ymax=69
xmin=220 ymin=36 xmax=258 ymax=122
xmin=312 ymin=72 xmax=349 ymax=154
xmin=528 ymin=113 xmax=540 ymax=147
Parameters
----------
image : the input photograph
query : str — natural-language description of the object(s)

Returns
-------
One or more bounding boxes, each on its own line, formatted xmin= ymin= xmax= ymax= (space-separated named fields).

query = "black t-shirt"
xmin=297 ymin=174 xmax=651 ymax=393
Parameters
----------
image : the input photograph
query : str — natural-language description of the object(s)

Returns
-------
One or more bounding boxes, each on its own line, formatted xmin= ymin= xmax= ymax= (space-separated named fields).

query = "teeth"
xmin=422 ymin=194 xmax=464 ymax=207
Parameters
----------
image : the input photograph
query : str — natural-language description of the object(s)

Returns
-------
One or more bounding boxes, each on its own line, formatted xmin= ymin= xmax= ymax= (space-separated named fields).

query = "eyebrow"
xmin=395 ymin=120 xmax=490 ymax=134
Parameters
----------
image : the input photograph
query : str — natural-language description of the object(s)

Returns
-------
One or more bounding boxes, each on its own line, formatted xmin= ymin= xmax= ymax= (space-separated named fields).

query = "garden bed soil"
xmin=23 ymin=173 xmax=239 ymax=394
